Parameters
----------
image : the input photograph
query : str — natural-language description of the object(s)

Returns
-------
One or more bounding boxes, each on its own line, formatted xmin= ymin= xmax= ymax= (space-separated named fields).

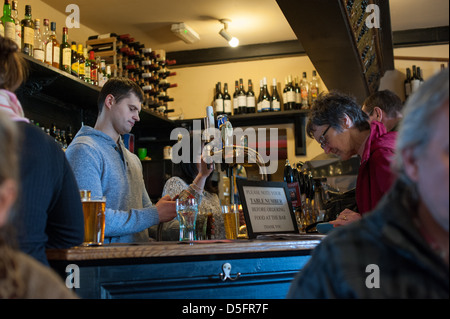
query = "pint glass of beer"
xmin=80 ymin=192 xmax=106 ymax=246
xmin=222 ymin=204 xmax=239 ymax=240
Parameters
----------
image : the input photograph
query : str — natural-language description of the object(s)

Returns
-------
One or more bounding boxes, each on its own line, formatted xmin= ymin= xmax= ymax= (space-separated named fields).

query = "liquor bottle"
xmin=294 ymin=76 xmax=301 ymax=110
xmin=20 ymin=4 xmax=33 ymax=56
xmin=283 ymin=159 xmax=294 ymax=183
xmin=260 ymin=77 xmax=271 ymax=112
xmin=246 ymin=79 xmax=256 ymax=114
xmin=70 ymin=42 xmax=78 ymax=77
xmin=32 ymin=18 xmax=44 ymax=62
xmin=89 ymin=51 xmax=98 ymax=86
xmin=257 ymin=79 xmax=263 ymax=113
xmin=84 ymin=48 xmax=91 ymax=84
xmin=11 ymin=1 xmax=20 ymax=49
xmin=60 ymin=27 xmax=71 ymax=73
xmin=233 ymin=80 xmax=239 ymax=115
xmin=300 ymin=72 xmax=309 ymax=108
xmin=1 ymin=0 xmax=15 ymax=42
xmin=49 ymin=22 xmax=59 ymax=68
xmin=271 ymin=78 xmax=281 ymax=112
xmin=404 ymin=68 xmax=411 ymax=100
xmin=237 ymin=78 xmax=247 ymax=114
xmin=223 ymin=83 xmax=232 ymax=116
xmin=282 ymin=78 xmax=288 ymax=110
xmin=417 ymin=67 xmax=424 ymax=85
xmin=310 ymin=70 xmax=319 ymax=104
xmin=214 ymin=82 xmax=224 ymax=115
xmin=77 ymin=44 xmax=85 ymax=80
xmin=411 ymin=65 xmax=421 ymax=94
xmin=285 ymin=75 xmax=296 ymax=110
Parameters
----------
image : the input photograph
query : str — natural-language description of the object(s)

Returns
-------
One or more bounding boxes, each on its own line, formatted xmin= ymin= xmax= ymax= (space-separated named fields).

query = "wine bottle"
xmin=214 ymin=82 xmax=224 ymax=115
xmin=404 ymin=68 xmax=411 ymax=100
xmin=20 ymin=4 xmax=34 ymax=56
xmin=32 ymin=18 xmax=44 ymax=62
xmin=60 ymin=27 xmax=71 ymax=73
xmin=237 ymin=78 xmax=247 ymax=114
xmin=233 ymin=80 xmax=239 ymax=115
xmin=294 ymin=76 xmax=301 ymax=110
xmin=11 ymin=1 xmax=20 ymax=49
xmin=282 ymin=78 xmax=288 ymax=110
xmin=300 ymin=72 xmax=309 ymax=109
xmin=417 ymin=67 xmax=424 ymax=85
xmin=411 ymin=65 xmax=421 ymax=94
xmin=310 ymin=70 xmax=319 ymax=104
xmin=223 ymin=83 xmax=232 ymax=116
xmin=246 ymin=79 xmax=256 ymax=114
xmin=261 ymin=77 xmax=271 ymax=112
xmin=257 ymin=79 xmax=263 ymax=113
xmin=285 ymin=75 xmax=296 ymax=111
xmin=271 ymin=78 xmax=281 ymax=112
xmin=1 ymin=0 xmax=15 ymax=42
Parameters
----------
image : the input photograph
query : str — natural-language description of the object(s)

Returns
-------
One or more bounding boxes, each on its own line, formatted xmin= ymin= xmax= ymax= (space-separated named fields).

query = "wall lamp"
xmin=219 ymin=19 xmax=239 ymax=47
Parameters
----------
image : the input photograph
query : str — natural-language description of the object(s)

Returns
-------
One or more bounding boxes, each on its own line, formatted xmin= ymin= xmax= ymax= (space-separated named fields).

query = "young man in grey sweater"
xmin=66 ymin=78 xmax=176 ymax=243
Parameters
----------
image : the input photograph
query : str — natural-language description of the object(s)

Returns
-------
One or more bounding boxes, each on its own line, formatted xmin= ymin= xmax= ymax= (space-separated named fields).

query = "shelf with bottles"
xmin=86 ymin=36 xmax=122 ymax=78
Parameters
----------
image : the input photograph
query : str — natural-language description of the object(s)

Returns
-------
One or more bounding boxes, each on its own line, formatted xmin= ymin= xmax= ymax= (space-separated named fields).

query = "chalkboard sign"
xmin=236 ymin=180 xmax=299 ymax=239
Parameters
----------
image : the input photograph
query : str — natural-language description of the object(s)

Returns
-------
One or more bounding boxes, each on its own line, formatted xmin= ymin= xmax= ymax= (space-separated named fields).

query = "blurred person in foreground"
xmin=288 ymin=68 xmax=449 ymax=298
xmin=0 ymin=35 xmax=84 ymax=266
xmin=362 ymin=89 xmax=403 ymax=132
xmin=66 ymin=77 xmax=176 ymax=243
xmin=0 ymin=110 xmax=77 ymax=298
xmin=306 ymin=91 xmax=397 ymax=227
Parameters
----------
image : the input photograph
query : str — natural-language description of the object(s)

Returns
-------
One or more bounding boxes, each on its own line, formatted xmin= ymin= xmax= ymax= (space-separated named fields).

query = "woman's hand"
xmin=329 ymin=209 xmax=361 ymax=227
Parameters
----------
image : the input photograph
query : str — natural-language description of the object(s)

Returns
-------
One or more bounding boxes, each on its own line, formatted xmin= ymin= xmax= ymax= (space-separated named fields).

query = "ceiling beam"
xmin=167 ymin=26 xmax=449 ymax=68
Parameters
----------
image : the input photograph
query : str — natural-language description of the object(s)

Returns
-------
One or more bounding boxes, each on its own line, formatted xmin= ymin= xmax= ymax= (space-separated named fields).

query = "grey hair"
xmin=393 ymin=67 xmax=449 ymax=188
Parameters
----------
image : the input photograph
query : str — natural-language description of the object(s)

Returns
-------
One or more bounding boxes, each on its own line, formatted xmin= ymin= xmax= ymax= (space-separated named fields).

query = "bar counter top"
xmin=47 ymin=234 xmax=325 ymax=262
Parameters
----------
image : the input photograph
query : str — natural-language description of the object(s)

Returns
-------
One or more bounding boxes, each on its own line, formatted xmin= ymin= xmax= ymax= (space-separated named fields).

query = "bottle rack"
xmin=86 ymin=36 xmax=122 ymax=77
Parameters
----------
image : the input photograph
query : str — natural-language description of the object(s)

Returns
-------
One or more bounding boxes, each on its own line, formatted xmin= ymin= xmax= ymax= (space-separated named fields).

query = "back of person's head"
xmin=97 ymin=77 xmax=144 ymax=114
xmin=363 ymin=90 xmax=403 ymax=118
xmin=393 ymin=67 xmax=449 ymax=189
xmin=306 ymin=90 xmax=370 ymax=138
xmin=0 ymin=36 xmax=27 ymax=92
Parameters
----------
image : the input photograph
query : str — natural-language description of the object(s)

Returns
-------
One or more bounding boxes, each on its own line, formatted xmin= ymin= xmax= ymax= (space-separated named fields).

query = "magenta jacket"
xmin=356 ymin=121 xmax=397 ymax=214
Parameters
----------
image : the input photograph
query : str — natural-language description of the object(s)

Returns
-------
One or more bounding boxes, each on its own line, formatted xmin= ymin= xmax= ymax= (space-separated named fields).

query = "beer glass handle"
xmin=219 ymin=263 xmax=241 ymax=282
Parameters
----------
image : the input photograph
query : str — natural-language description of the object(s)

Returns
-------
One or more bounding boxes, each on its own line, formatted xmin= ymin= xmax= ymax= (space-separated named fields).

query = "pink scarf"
xmin=0 ymin=89 xmax=30 ymax=123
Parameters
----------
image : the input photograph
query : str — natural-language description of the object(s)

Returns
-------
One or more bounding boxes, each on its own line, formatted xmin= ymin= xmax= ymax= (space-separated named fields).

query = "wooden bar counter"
xmin=47 ymin=235 xmax=324 ymax=299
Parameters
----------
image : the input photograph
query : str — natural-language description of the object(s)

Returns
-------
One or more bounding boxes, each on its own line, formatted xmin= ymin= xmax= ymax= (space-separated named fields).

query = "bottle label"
xmin=45 ymin=42 xmax=53 ymax=63
xmin=247 ymin=96 xmax=256 ymax=107
xmin=224 ymin=100 xmax=232 ymax=114
xmin=215 ymin=98 xmax=224 ymax=113
xmin=233 ymin=97 xmax=238 ymax=110
xmin=238 ymin=95 xmax=247 ymax=107
xmin=4 ymin=22 xmax=16 ymax=41
xmin=22 ymin=26 xmax=34 ymax=45
xmin=311 ymin=87 xmax=318 ymax=99
xmin=15 ymin=23 xmax=21 ymax=49
xmin=72 ymin=61 xmax=79 ymax=75
xmin=261 ymin=100 xmax=271 ymax=111
xmin=53 ymin=46 xmax=60 ymax=64
xmin=272 ymin=100 xmax=281 ymax=111
xmin=286 ymin=91 xmax=296 ymax=103
xmin=33 ymin=48 xmax=45 ymax=62
xmin=411 ymin=79 xmax=420 ymax=93
xmin=91 ymin=69 xmax=97 ymax=83
xmin=404 ymin=83 xmax=411 ymax=97
xmin=62 ymin=48 xmax=71 ymax=67
xmin=85 ymin=65 xmax=91 ymax=80
xmin=79 ymin=63 xmax=85 ymax=76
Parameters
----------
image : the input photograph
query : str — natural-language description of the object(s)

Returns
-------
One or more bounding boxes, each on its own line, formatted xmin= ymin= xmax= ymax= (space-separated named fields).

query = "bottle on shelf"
xmin=404 ymin=68 xmax=412 ymax=100
xmin=89 ymin=51 xmax=98 ymax=86
xmin=60 ymin=27 xmax=71 ymax=73
xmin=246 ymin=79 xmax=256 ymax=114
xmin=284 ymin=75 xmax=296 ymax=111
xmin=83 ymin=48 xmax=91 ymax=84
xmin=214 ymin=82 xmax=224 ymax=116
xmin=32 ymin=18 xmax=44 ymax=62
xmin=257 ymin=79 xmax=264 ymax=113
xmin=282 ymin=78 xmax=288 ymax=111
xmin=48 ymin=22 xmax=59 ymax=68
xmin=417 ymin=67 xmax=424 ymax=85
xmin=77 ymin=44 xmax=85 ymax=80
xmin=70 ymin=41 xmax=78 ymax=77
xmin=237 ymin=78 xmax=247 ymax=114
xmin=271 ymin=78 xmax=281 ymax=112
xmin=1 ymin=0 xmax=15 ymax=43
xmin=310 ymin=70 xmax=319 ymax=105
xmin=300 ymin=72 xmax=309 ymax=109
xmin=223 ymin=82 xmax=232 ymax=116
xmin=260 ymin=77 xmax=271 ymax=112
xmin=20 ymin=4 xmax=34 ymax=56
xmin=233 ymin=80 xmax=239 ymax=115
xmin=411 ymin=65 xmax=421 ymax=94
xmin=294 ymin=76 xmax=301 ymax=110
xmin=11 ymin=0 xmax=20 ymax=49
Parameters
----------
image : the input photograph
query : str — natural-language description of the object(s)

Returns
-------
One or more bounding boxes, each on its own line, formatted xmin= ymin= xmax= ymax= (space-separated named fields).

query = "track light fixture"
xmin=219 ymin=19 xmax=239 ymax=47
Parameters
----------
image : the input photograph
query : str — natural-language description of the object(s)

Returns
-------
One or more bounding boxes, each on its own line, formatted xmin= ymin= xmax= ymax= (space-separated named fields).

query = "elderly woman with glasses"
xmin=306 ymin=91 xmax=397 ymax=226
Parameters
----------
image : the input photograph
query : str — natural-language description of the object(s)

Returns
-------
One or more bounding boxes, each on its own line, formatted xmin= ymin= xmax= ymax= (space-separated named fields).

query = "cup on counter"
xmin=80 ymin=191 xmax=106 ymax=246
xmin=138 ymin=147 xmax=147 ymax=160
xmin=176 ymin=198 xmax=199 ymax=242
xmin=196 ymin=207 xmax=213 ymax=240
xmin=222 ymin=204 xmax=239 ymax=240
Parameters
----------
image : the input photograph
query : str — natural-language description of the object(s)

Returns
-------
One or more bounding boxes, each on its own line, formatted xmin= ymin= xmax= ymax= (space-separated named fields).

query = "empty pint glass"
xmin=80 ymin=191 xmax=106 ymax=246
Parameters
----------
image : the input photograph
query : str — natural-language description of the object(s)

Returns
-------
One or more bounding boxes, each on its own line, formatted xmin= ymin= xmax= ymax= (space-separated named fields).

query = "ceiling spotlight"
xmin=219 ymin=19 xmax=239 ymax=47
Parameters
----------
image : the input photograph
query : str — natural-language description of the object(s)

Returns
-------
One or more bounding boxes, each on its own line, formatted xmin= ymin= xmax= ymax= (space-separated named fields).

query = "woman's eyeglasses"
xmin=319 ymin=125 xmax=331 ymax=149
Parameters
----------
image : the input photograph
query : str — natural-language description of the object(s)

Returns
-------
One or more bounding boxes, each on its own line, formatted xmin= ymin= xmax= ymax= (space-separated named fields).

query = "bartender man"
xmin=66 ymin=78 xmax=176 ymax=243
